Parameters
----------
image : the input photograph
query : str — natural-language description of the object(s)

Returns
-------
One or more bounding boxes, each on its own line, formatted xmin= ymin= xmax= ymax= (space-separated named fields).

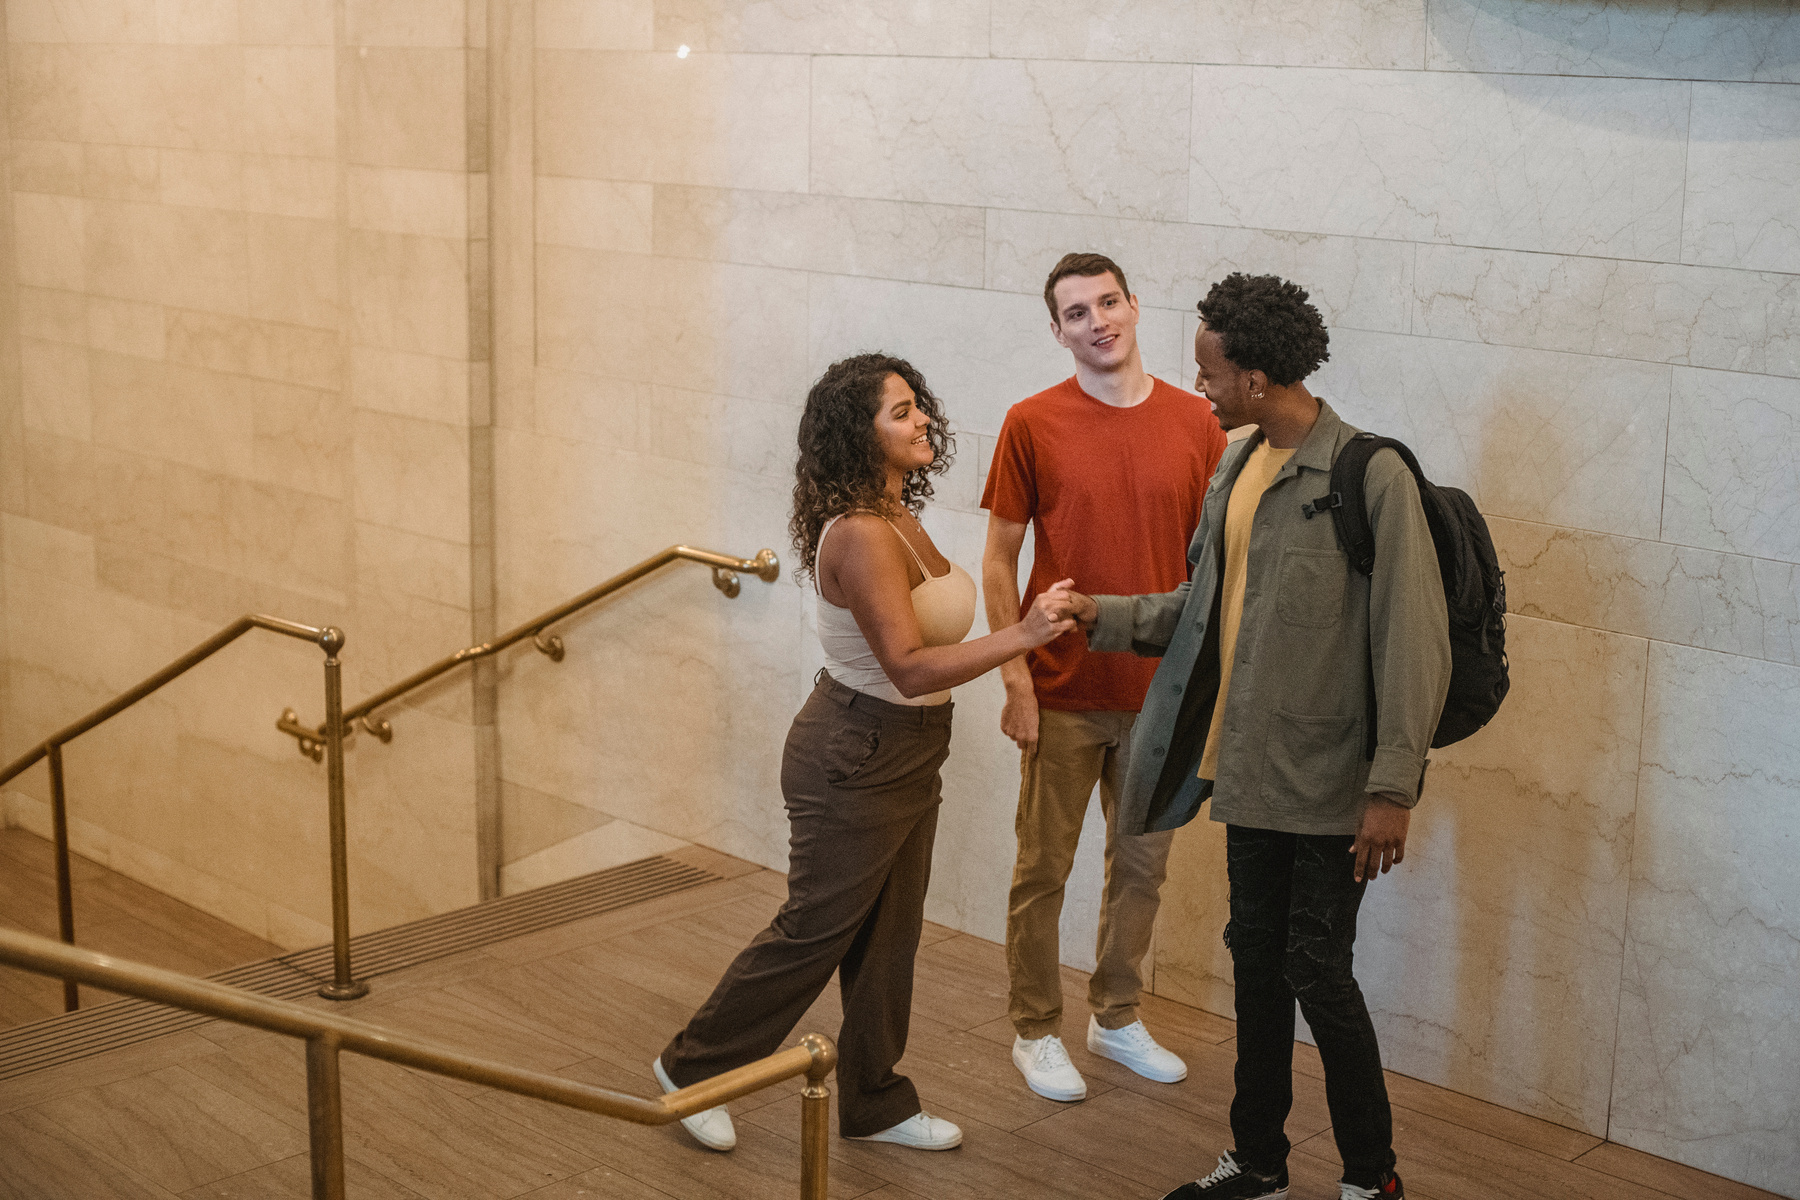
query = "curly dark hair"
xmin=1196 ymin=272 xmax=1330 ymax=386
xmin=789 ymin=353 xmax=955 ymax=582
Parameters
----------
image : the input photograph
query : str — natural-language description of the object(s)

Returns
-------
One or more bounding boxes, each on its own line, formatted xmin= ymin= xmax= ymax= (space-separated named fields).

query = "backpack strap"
xmin=1305 ymin=431 xmax=1429 ymax=761
xmin=1311 ymin=432 xmax=1426 ymax=577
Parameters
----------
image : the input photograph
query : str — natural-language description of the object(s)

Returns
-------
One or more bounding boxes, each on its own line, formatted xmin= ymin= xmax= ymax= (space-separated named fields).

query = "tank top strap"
xmin=880 ymin=517 xmax=934 ymax=577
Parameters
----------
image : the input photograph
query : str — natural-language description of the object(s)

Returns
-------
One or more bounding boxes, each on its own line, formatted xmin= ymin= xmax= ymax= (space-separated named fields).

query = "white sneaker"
xmin=1087 ymin=1016 xmax=1188 ymax=1083
xmin=848 ymin=1111 xmax=963 ymax=1150
xmin=653 ymin=1057 xmax=736 ymax=1152
xmin=1012 ymin=1034 xmax=1087 ymax=1101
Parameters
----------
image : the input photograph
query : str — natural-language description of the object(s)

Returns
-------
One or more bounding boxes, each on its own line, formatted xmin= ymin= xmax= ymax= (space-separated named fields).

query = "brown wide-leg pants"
xmin=659 ymin=671 xmax=951 ymax=1137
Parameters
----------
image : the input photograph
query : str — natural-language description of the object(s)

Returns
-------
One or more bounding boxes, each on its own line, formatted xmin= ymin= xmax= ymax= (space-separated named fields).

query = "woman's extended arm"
xmin=824 ymin=516 xmax=1075 ymax=699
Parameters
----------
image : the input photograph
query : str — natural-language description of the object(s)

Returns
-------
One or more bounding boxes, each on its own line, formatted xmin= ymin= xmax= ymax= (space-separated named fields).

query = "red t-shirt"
xmin=981 ymin=376 xmax=1228 ymax=713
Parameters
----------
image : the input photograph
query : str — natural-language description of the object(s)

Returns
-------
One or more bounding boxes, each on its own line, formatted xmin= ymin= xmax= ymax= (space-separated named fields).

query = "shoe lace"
xmin=1339 ymin=1183 xmax=1381 ymax=1200
xmin=1114 ymin=1022 xmax=1160 ymax=1051
xmin=1198 ymin=1153 xmax=1242 ymax=1186
xmin=1034 ymin=1035 xmax=1073 ymax=1071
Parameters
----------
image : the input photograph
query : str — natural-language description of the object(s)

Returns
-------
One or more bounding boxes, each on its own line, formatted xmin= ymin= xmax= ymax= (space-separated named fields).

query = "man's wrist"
xmin=1000 ymin=660 xmax=1035 ymax=693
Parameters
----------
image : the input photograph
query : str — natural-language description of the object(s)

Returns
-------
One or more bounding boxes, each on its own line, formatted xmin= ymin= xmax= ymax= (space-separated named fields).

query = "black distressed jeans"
xmin=1225 ymin=825 xmax=1395 ymax=1187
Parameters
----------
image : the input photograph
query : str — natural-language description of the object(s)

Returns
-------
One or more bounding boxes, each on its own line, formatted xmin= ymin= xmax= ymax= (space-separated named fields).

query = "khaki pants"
xmin=1006 ymin=708 xmax=1175 ymax=1038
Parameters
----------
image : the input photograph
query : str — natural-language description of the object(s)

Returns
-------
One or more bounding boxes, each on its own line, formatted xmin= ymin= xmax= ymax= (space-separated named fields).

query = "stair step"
xmin=0 ymin=854 xmax=721 ymax=1080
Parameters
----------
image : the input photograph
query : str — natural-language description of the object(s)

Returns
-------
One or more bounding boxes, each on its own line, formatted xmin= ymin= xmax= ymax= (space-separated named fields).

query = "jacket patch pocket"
xmin=1276 ymin=548 xmax=1347 ymax=628
xmin=823 ymin=721 xmax=882 ymax=786
xmin=1261 ymin=710 xmax=1364 ymax=809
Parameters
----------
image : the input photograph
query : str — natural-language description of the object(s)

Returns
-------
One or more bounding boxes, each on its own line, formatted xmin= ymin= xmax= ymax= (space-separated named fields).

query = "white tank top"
xmin=817 ymin=514 xmax=977 ymax=706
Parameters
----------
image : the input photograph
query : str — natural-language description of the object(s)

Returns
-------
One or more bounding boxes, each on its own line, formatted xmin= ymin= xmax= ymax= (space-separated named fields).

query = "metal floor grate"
xmin=0 ymin=854 xmax=721 ymax=1081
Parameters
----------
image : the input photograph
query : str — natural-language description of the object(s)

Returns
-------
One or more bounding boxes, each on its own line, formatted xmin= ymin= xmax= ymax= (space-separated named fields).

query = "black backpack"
xmin=1302 ymin=433 xmax=1510 ymax=750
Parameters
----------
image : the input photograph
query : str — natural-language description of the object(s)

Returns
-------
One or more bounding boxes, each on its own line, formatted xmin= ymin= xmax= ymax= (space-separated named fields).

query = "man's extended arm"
xmin=1082 ymin=581 xmax=1193 ymax=656
xmin=982 ymin=514 xmax=1040 ymax=753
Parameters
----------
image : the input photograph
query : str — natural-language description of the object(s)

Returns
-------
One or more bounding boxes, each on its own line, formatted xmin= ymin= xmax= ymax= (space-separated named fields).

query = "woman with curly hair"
xmin=654 ymin=353 xmax=1078 ymax=1154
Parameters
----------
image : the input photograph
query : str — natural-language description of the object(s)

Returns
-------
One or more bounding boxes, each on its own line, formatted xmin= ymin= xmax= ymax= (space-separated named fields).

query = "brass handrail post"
xmin=798 ymin=1032 xmax=837 ymax=1200
xmin=47 ymin=743 xmax=78 ymax=1013
xmin=305 ymin=1031 xmax=348 ymax=1200
xmin=315 ymin=629 xmax=367 ymax=1002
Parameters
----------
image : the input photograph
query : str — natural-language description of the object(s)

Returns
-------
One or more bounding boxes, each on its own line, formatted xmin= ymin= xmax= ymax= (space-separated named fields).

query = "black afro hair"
xmin=1197 ymin=273 xmax=1330 ymax=386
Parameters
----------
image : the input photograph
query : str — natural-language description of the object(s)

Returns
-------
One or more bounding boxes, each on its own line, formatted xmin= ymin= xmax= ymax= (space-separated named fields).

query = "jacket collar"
xmin=1254 ymin=398 xmax=1347 ymax=482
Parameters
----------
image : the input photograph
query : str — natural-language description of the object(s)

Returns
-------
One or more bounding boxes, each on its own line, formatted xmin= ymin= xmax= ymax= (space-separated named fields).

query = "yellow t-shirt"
xmin=1199 ymin=441 xmax=1295 ymax=780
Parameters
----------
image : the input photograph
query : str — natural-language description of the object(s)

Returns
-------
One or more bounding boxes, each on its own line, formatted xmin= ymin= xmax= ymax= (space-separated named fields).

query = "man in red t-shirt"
xmin=982 ymin=253 xmax=1229 ymax=1102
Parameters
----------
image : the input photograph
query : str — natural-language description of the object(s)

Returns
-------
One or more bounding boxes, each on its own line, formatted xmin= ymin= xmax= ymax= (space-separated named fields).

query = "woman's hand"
xmin=1018 ymin=578 xmax=1079 ymax=648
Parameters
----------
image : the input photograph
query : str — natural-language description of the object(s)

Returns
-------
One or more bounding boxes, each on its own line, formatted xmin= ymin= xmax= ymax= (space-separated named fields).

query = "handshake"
xmin=1020 ymin=578 xmax=1098 ymax=648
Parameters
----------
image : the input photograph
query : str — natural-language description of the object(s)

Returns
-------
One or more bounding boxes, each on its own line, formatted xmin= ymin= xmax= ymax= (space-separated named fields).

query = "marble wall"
xmin=0 ymin=0 xmax=491 ymax=946
xmin=2 ymin=1 xmax=1796 ymax=1194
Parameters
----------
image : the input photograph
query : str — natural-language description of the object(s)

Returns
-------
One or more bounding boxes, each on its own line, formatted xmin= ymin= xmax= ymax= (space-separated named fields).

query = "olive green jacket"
xmin=1089 ymin=401 xmax=1451 ymax=837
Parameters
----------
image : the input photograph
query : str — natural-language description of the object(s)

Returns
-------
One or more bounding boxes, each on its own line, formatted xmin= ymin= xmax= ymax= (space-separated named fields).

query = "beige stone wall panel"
xmin=81 ymin=142 xmax=159 ymax=202
xmin=345 ymin=0 xmax=470 ymax=49
xmin=1413 ymin=243 xmax=1800 ymax=381
xmin=239 ymin=0 xmax=334 ymax=48
xmin=16 ymin=283 xmax=87 ymax=342
xmin=992 ymin=0 xmax=1426 ymax=69
xmin=1662 ymin=367 xmax=1800 ymax=564
xmin=1427 ymin=0 xmax=1800 ymax=83
xmin=347 ymin=163 xmax=468 ymax=238
xmin=1191 ymin=67 xmax=1690 ymax=262
xmin=654 ymin=0 xmax=991 ymax=57
xmin=249 ymin=376 xmax=350 ymax=500
xmin=240 ymin=152 xmax=335 ymax=219
xmin=811 ymin=55 xmax=1191 ymax=219
xmin=1611 ymin=643 xmax=1800 ymax=1192
xmin=1495 ymin=516 xmax=1800 ymax=670
xmin=18 ymin=334 xmax=90 ymax=439
xmin=536 ymin=49 xmax=809 ymax=191
xmin=13 ymin=190 xmax=84 ymax=290
xmin=535 ymin=0 xmax=651 ymax=51
xmin=354 ymin=519 xmax=470 ymax=611
xmin=6 ymin=44 xmax=82 ymax=141
xmin=76 ymin=45 xmax=244 ymax=150
xmin=6 ymin=0 xmax=158 ymax=44
xmin=347 ymin=45 xmax=468 ymax=171
xmin=535 ymin=247 xmax=810 ymax=403
xmin=1684 ymin=82 xmax=1800 ymax=276
xmin=650 ymin=184 xmax=985 ymax=289
xmin=10 ymin=136 xmax=81 ymax=192
xmin=22 ymin=428 xmax=97 ymax=534
xmin=350 ymin=407 xmax=471 ymax=544
xmin=165 ymin=307 xmax=342 ymax=391
xmin=1359 ymin=616 xmax=1647 ymax=1134
xmin=347 ymin=227 xmax=469 ymax=357
xmin=1317 ymin=329 xmax=1673 ymax=542
xmin=88 ymin=352 xmax=256 ymax=478
xmin=243 ymin=45 xmax=336 ymax=158
xmin=246 ymin=211 xmax=337 ymax=328
xmin=536 ymin=176 xmax=652 ymax=254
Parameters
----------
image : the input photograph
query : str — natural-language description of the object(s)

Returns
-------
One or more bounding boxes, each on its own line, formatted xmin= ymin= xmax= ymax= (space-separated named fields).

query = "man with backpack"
xmin=1056 ymin=273 xmax=1460 ymax=1200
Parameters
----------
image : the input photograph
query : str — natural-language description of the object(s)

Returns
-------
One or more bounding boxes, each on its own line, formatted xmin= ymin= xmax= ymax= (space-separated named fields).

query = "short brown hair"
xmin=1043 ymin=252 xmax=1130 ymax=323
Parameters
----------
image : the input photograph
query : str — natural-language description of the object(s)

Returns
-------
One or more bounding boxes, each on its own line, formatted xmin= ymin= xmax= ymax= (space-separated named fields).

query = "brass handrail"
xmin=0 ymin=928 xmax=837 ymax=1200
xmin=277 ymin=544 xmax=779 ymax=751
xmin=0 ymin=614 xmax=368 ymax=1009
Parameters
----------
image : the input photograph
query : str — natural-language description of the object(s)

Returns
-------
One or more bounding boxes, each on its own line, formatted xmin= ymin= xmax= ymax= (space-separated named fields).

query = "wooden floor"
xmin=0 ymin=829 xmax=282 ymax=1027
xmin=0 ymin=843 xmax=1780 ymax=1200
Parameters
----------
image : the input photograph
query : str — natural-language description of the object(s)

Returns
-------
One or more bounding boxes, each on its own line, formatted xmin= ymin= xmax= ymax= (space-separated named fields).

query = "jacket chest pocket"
xmin=1276 ymin=548 xmax=1347 ymax=628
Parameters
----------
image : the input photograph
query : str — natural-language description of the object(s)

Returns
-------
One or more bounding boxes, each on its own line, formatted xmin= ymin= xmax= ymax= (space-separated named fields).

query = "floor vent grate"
xmin=0 ymin=854 xmax=721 ymax=1081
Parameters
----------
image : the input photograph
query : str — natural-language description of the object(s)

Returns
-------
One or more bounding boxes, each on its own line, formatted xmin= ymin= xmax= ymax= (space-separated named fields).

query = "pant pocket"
xmin=822 ymin=720 xmax=882 ymax=785
xmin=1260 ymin=710 xmax=1363 ymax=809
